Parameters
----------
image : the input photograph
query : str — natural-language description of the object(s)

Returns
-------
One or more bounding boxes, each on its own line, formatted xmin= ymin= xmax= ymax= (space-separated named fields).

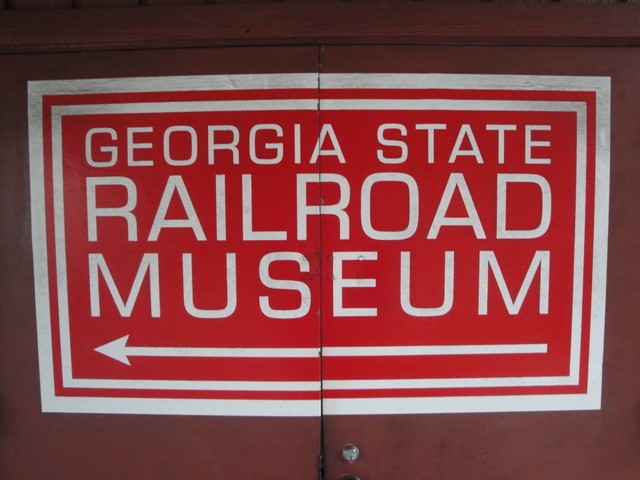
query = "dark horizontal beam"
xmin=1 ymin=1 xmax=640 ymax=53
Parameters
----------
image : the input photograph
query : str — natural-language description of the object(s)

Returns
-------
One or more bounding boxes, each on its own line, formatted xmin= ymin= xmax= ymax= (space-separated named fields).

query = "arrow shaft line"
xmin=123 ymin=343 xmax=546 ymax=359
xmin=322 ymin=344 xmax=548 ymax=357
xmin=126 ymin=347 xmax=320 ymax=359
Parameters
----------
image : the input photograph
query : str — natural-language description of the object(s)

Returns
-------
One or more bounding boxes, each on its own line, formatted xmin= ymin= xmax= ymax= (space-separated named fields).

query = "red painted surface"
xmin=318 ymin=80 xmax=607 ymax=415
xmin=30 ymin=74 xmax=607 ymax=418
xmin=32 ymin=77 xmax=322 ymax=415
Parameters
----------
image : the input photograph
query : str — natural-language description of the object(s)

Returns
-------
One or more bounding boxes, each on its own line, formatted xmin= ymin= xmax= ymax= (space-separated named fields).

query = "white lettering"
xmin=427 ymin=173 xmax=486 ymax=239
xmin=250 ymin=124 xmax=284 ymax=165
xmin=89 ymin=253 xmax=160 ymax=317
xmin=376 ymin=123 xmax=408 ymax=164
xmin=85 ymin=128 xmax=117 ymax=167
xmin=486 ymin=124 xmax=517 ymax=164
xmin=497 ymin=173 xmax=552 ymax=239
xmin=297 ymin=173 xmax=350 ymax=240
xmin=127 ymin=127 xmax=154 ymax=166
xmin=86 ymin=176 xmax=137 ymax=241
xmin=400 ymin=251 xmax=454 ymax=317
xmin=148 ymin=175 xmax=206 ymax=241
xmin=310 ymin=124 xmax=346 ymax=164
xmin=415 ymin=124 xmax=447 ymax=164
xmin=361 ymin=172 xmax=418 ymax=240
xmin=448 ymin=124 xmax=484 ymax=164
xmin=259 ymin=252 xmax=311 ymax=319
xmin=182 ymin=252 xmax=236 ymax=318
xmin=333 ymin=251 xmax=377 ymax=317
xmin=478 ymin=250 xmax=550 ymax=315
xmin=163 ymin=125 xmax=197 ymax=166
xmin=525 ymin=125 xmax=552 ymax=164
xmin=208 ymin=125 xmax=240 ymax=164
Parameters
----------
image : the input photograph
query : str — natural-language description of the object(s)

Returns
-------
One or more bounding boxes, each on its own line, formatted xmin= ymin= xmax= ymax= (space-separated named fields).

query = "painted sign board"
xmin=29 ymin=74 xmax=610 ymax=416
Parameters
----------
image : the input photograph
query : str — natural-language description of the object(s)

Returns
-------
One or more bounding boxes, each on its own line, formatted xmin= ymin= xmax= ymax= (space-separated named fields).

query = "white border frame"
xmin=29 ymin=73 xmax=610 ymax=416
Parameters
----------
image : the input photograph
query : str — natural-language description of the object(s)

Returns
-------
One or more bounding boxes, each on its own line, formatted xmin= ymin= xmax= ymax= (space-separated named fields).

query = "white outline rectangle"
xmin=29 ymin=73 xmax=610 ymax=416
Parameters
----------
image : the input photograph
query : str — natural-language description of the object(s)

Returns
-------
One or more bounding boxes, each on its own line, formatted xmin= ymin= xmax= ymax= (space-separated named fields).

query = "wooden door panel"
xmin=0 ymin=46 xmax=322 ymax=480
xmin=320 ymin=45 xmax=640 ymax=480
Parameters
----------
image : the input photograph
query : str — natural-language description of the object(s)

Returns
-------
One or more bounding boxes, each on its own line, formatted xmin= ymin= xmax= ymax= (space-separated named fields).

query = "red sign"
xmin=29 ymin=74 xmax=610 ymax=416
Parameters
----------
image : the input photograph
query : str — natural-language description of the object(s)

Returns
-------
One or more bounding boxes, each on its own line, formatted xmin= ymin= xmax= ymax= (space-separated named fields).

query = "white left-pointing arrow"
xmin=95 ymin=335 xmax=320 ymax=366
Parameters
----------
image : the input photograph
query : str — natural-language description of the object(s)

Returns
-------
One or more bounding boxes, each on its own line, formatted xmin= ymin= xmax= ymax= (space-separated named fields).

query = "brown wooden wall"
xmin=2 ymin=1 xmax=640 ymax=479
xmin=3 ymin=1 xmax=640 ymax=55
xmin=2 ymin=0 xmax=637 ymax=11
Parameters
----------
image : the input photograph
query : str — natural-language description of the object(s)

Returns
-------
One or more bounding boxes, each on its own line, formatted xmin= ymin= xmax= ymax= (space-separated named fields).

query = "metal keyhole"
xmin=341 ymin=444 xmax=360 ymax=463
